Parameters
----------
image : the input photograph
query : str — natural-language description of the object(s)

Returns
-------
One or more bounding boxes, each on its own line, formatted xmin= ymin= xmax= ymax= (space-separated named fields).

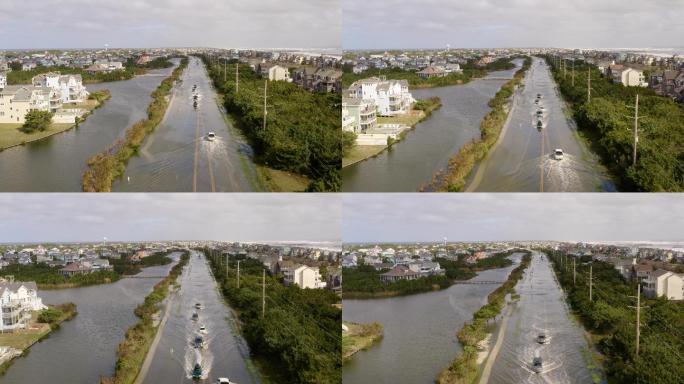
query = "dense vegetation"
xmin=20 ymin=110 xmax=53 ymax=133
xmin=438 ymin=252 xmax=532 ymax=384
xmin=0 ymin=263 xmax=120 ymax=288
xmin=110 ymin=252 xmax=173 ymax=275
xmin=38 ymin=302 xmax=78 ymax=329
xmin=82 ymin=58 xmax=188 ymax=191
xmin=545 ymin=250 xmax=684 ymax=383
xmin=103 ymin=252 xmax=189 ymax=384
xmin=544 ymin=56 xmax=684 ymax=191
xmin=424 ymin=57 xmax=532 ymax=191
xmin=342 ymin=250 xmax=517 ymax=298
xmin=7 ymin=57 xmax=173 ymax=85
xmin=202 ymin=56 xmax=341 ymax=191
xmin=341 ymin=58 xmax=516 ymax=88
xmin=203 ymin=248 xmax=341 ymax=384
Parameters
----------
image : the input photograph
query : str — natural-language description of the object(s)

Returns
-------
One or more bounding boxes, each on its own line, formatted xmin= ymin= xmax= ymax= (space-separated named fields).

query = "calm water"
xmin=341 ymin=61 xmax=522 ymax=192
xmin=488 ymin=251 xmax=601 ymax=383
xmin=0 ymin=65 xmax=175 ymax=191
xmin=114 ymin=57 xmax=256 ymax=192
xmin=0 ymin=254 xmax=180 ymax=383
xmin=467 ymin=57 xmax=615 ymax=192
xmin=342 ymin=254 xmax=522 ymax=384
xmin=142 ymin=250 xmax=258 ymax=383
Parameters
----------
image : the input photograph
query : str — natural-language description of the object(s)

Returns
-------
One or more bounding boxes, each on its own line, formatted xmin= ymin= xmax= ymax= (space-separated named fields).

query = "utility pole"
xmin=262 ymin=80 xmax=268 ymax=131
xmin=589 ymin=264 xmax=594 ymax=302
xmin=631 ymin=94 xmax=639 ymax=167
xmin=573 ymin=257 xmax=576 ymax=286
xmin=587 ymin=67 xmax=592 ymax=103
xmin=261 ymin=269 xmax=266 ymax=318
xmin=237 ymin=260 xmax=240 ymax=289
xmin=628 ymin=285 xmax=648 ymax=357
xmin=235 ymin=62 xmax=239 ymax=94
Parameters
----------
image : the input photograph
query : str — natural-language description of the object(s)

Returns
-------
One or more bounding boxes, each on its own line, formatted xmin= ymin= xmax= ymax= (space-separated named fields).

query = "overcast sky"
xmin=0 ymin=0 xmax=340 ymax=49
xmin=344 ymin=0 xmax=684 ymax=50
xmin=343 ymin=194 xmax=684 ymax=243
xmin=0 ymin=194 xmax=340 ymax=243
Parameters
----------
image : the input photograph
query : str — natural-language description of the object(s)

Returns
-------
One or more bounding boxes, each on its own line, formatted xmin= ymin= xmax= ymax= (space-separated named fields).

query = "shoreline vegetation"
xmin=342 ymin=250 xmax=520 ymax=299
xmin=0 ymin=303 xmax=77 ymax=375
xmin=341 ymin=58 xmax=517 ymax=89
xmin=422 ymin=57 xmax=532 ymax=192
xmin=202 ymin=248 xmax=341 ymax=384
xmin=202 ymin=56 xmax=341 ymax=192
xmin=0 ymin=89 xmax=111 ymax=151
xmin=544 ymin=56 xmax=684 ymax=191
xmin=82 ymin=57 xmax=189 ymax=192
xmin=342 ymin=321 xmax=383 ymax=363
xmin=100 ymin=252 xmax=189 ymax=384
xmin=342 ymin=96 xmax=442 ymax=168
xmin=437 ymin=251 xmax=532 ymax=384
xmin=545 ymin=249 xmax=683 ymax=383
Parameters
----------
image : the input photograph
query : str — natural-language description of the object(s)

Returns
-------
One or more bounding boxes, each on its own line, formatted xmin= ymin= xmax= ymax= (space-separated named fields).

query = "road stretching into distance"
xmin=342 ymin=254 xmax=523 ymax=384
xmin=484 ymin=251 xmax=601 ymax=384
xmin=139 ymin=250 xmax=258 ymax=383
xmin=467 ymin=57 xmax=615 ymax=192
xmin=341 ymin=61 xmax=522 ymax=192
xmin=0 ymin=65 xmax=175 ymax=191
xmin=114 ymin=56 xmax=257 ymax=192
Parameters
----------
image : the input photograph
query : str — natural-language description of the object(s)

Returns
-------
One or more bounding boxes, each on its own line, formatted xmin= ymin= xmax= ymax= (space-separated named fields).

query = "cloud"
xmin=0 ymin=0 xmax=340 ymax=49
xmin=343 ymin=0 xmax=684 ymax=49
xmin=342 ymin=193 xmax=684 ymax=243
xmin=0 ymin=194 xmax=341 ymax=243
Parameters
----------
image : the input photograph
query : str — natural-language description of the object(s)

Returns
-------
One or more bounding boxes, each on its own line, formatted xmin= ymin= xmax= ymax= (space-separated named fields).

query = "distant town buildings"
xmin=649 ymin=70 xmax=684 ymax=102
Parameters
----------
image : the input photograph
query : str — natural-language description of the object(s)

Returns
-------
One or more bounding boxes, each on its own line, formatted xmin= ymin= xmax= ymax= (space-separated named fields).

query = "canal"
xmin=342 ymin=253 xmax=522 ymax=384
xmin=486 ymin=251 xmax=599 ymax=383
xmin=467 ymin=57 xmax=615 ymax=192
xmin=0 ymin=65 xmax=176 ymax=192
xmin=114 ymin=56 xmax=256 ymax=192
xmin=0 ymin=253 xmax=180 ymax=383
xmin=341 ymin=61 xmax=522 ymax=192
xmin=141 ymin=250 xmax=258 ymax=383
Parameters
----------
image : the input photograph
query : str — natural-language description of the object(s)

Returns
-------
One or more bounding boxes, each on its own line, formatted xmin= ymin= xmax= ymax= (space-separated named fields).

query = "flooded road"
xmin=342 ymin=254 xmax=522 ymax=384
xmin=486 ymin=251 xmax=599 ymax=384
xmin=142 ymin=250 xmax=258 ymax=383
xmin=341 ymin=61 xmax=522 ymax=192
xmin=0 ymin=66 xmax=174 ymax=191
xmin=114 ymin=56 xmax=256 ymax=192
xmin=467 ymin=57 xmax=615 ymax=192
xmin=0 ymin=255 xmax=179 ymax=383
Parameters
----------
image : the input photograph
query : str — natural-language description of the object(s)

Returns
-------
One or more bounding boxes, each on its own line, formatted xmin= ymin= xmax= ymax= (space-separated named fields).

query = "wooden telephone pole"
xmin=573 ymin=257 xmax=576 ymax=286
xmin=587 ymin=67 xmax=592 ymax=103
xmin=262 ymin=80 xmax=268 ymax=132
xmin=237 ymin=260 xmax=240 ymax=289
xmin=628 ymin=285 xmax=648 ymax=357
xmin=261 ymin=269 xmax=266 ymax=318
xmin=630 ymin=94 xmax=640 ymax=167
xmin=235 ymin=62 xmax=239 ymax=94
xmin=589 ymin=264 xmax=594 ymax=302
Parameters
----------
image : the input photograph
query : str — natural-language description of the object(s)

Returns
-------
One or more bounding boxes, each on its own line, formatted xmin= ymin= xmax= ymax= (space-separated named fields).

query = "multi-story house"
xmin=643 ymin=269 xmax=683 ymax=300
xmin=0 ymin=85 xmax=60 ymax=124
xmin=0 ymin=72 xmax=6 ymax=89
xmin=347 ymin=77 xmax=414 ymax=116
xmin=0 ymin=279 xmax=46 ymax=332
xmin=607 ymin=65 xmax=647 ymax=87
xmin=32 ymin=72 xmax=88 ymax=104
xmin=258 ymin=64 xmax=291 ymax=82
xmin=649 ymin=70 xmax=684 ymax=102
xmin=342 ymin=97 xmax=377 ymax=133
xmin=289 ymin=265 xmax=327 ymax=289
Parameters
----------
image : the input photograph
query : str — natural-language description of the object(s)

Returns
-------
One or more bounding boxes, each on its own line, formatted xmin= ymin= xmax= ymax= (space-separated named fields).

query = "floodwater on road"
xmin=141 ymin=250 xmax=258 ymax=383
xmin=342 ymin=254 xmax=523 ymax=384
xmin=114 ymin=56 xmax=256 ymax=192
xmin=0 ymin=65 xmax=175 ymax=191
xmin=341 ymin=61 xmax=522 ymax=192
xmin=467 ymin=57 xmax=615 ymax=192
xmin=486 ymin=251 xmax=601 ymax=384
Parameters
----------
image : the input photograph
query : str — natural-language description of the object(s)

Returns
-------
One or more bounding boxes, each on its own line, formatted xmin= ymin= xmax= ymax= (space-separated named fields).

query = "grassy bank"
xmin=437 ymin=252 xmax=531 ymax=384
xmin=101 ymin=252 xmax=189 ymax=384
xmin=342 ymin=321 xmax=383 ymax=363
xmin=342 ymin=250 xmax=518 ymax=299
xmin=82 ymin=58 xmax=188 ymax=192
xmin=203 ymin=248 xmax=341 ymax=384
xmin=423 ymin=57 xmax=532 ymax=192
xmin=342 ymin=96 xmax=442 ymax=168
xmin=545 ymin=249 xmax=683 ymax=383
xmin=0 ymin=303 xmax=77 ymax=375
xmin=0 ymin=89 xmax=111 ymax=151
xmin=0 ymin=264 xmax=120 ymax=290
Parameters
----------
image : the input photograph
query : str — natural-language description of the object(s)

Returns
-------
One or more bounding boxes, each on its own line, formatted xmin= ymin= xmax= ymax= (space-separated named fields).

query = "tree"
xmin=342 ymin=131 xmax=357 ymax=156
xmin=21 ymin=109 xmax=54 ymax=133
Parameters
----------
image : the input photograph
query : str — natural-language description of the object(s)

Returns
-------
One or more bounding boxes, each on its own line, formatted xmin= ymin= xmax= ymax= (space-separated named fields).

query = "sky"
xmin=343 ymin=0 xmax=684 ymax=50
xmin=0 ymin=194 xmax=340 ymax=243
xmin=0 ymin=0 xmax=340 ymax=49
xmin=343 ymin=194 xmax=684 ymax=243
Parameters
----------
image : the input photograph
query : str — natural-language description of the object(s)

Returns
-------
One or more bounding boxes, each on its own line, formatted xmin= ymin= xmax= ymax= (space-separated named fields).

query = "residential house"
xmin=0 ymin=72 xmax=6 ymax=89
xmin=310 ymin=68 xmax=342 ymax=93
xmin=634 ymin=264 xmax=653 ymax=284
xmin=32 ymin=72 xmax=88 ymax=103
xmin=643 ymin=269 xmax=683 ymax=300
xmin=259 ymin=64 xmax=291 ymax=82
xmin=380 ymin=265 xmax=420 ymax=283
xmin=342 ymin=97 xmax=376 ymax=133
xmin=649 ymin=70 xmax=684 ymax=102
xmin=288 ymin=265 xmax=327 ymax=289
xmin=608 ymin=65 xmax=646 ymax=87
xmin=0 ymin=85 xmax=60 ymax=123
xmin=347 ymin=77 xmax=414 ymax=116
xmin=416 ymin=66 xmax=446 ymax=79
xmin=59 ymin=262 xmax=93 ymax=277
xmin=0 ymin=279 xmax=46 ymax=332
